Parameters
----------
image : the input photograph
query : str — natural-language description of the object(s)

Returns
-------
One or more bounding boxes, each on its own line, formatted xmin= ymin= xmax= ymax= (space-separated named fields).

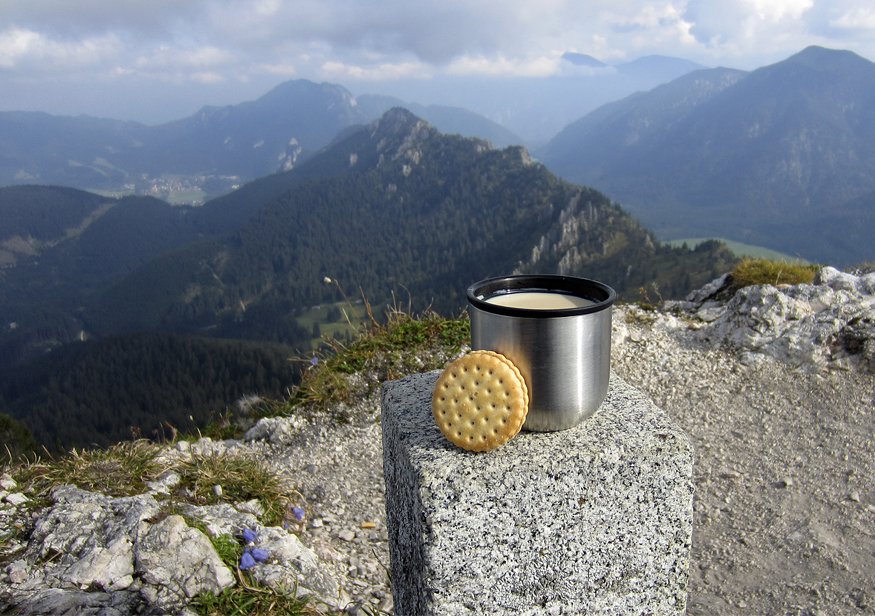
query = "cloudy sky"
xmin=3 ymin=0 xmax=875 ymax=123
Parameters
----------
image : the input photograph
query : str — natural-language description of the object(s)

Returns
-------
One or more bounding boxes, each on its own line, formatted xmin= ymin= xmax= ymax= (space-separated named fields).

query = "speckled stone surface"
xmin=381 ymin=371 xmax=694 ymax=616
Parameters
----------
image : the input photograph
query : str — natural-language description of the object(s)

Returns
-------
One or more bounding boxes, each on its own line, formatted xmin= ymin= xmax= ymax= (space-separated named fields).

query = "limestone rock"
xmin=1 ymin=587 xmax=149 ymax=616
xmin=248 ymin=526 xmax=349 ymax=610
xmin=183 ymin=502 xmax=260 ymax=538
xmin=4 ymin=493 xmax=28 ymax=506
xmin=4 ymin=480 xmax=349 ymax=614
xmin=686 ymin=272 xmax=732 ymax=304
xmin=681 ymin=268 xmax=875 ymax=373
xmin=815 ymin=265 xmax=875 ymax=294
xmin=22 ymin=485 xmax=160 ymax=593
xmin=135 ymin=514 xmax=236 ymax=607
xmin=0 ymin=473 xmax=17 ymax=491
xmin=245 ymin=416 xmax=308 ymax=445
xmin=145 ymin=470 xmax=181 ymax=495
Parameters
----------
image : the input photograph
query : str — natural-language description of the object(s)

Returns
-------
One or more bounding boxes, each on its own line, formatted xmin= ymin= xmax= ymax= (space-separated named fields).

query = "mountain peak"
xmin=369 ymin=107 xmax=433 ymax=137
xmin=366 ymin=107 xmax=440 ymax=163
xmin=538 ymin=45 xmax=875 ymax=267
xmin=774 ymin=45 xmax=874 ymax=73
xmin=561 ymin=52 xmax=607 ymax=68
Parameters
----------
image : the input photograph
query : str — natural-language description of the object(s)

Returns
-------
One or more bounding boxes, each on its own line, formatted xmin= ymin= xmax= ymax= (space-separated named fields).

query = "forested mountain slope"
xmin=86 ymin=108 xmax=734 ymax=340
xmin=0 ymin=332 xmax=299 ymax=450
xmin=538 ymin=46 xmax=875 ymax=266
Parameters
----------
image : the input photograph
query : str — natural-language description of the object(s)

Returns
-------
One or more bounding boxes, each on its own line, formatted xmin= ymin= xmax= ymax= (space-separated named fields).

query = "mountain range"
xmin=538 ymin=46 xmax=875 ymax=267
xmin=4 ymin=46 xmax=875 ymax=269
xmin=0 ymin=108 xmax=732 ymax=362
xmin=355 ymin=54 xmax=707 ymax=144
xmin=0 ymin=52 xmax=711 ymax=201
xmin=0 ymin=82 xmax=522 ymax=201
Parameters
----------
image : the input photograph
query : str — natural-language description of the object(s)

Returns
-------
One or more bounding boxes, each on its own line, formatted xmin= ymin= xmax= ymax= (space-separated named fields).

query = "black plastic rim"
xmin=467 ymin=275 xmax=616 ymax=318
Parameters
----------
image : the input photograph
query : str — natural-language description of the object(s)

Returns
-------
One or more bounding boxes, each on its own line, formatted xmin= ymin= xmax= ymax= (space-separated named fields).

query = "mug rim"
xmin=467 ymin=275 xmax=616 ymax=318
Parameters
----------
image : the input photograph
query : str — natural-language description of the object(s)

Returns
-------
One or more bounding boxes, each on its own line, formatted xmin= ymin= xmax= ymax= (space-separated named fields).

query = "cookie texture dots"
xmin=432 ymin=350 xmax=529 ymax=452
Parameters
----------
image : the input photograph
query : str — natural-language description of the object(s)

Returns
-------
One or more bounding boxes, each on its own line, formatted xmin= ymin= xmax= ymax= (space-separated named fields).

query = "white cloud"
xmin=189 ymin=70 xmax=226 ymax=84
xmin=444 ymin=54 xmax=564 ymax=77
xmin=1 ymin=0 xmax=210 ymax=38
xmin=134 ymin=45 xmax=235 ymax=71
xmin=620 ymin=3 xmax=697 ymax=47
xmin=4 ymin=0 xmax=875 ymax=121
xmin=742 ymin=0 xmax=813 ymax=22
xmin=321 ymin=60 xmax=430 ymax=81
xmin=255 ymin=62 xmax=298 ymax=77
xmin=680 ymin=0 xmax=835 ymax=63
xmin=0 ymin=28 xmax=41 ymax=68
xmin=2 ymin=0 xmax=869 ymax=83
xmin=0 ymin=27 xmax=122 ymax=70
xmin=830 ymin=7 xmax=875 ymax=30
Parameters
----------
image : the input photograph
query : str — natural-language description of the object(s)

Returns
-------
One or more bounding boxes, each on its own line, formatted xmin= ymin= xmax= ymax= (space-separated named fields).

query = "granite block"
xmin=381 ymin=371 xmax=694 ymax=616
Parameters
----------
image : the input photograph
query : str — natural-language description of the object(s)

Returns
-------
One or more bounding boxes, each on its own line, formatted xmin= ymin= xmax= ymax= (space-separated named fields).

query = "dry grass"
xmin=730 ymin=257 xmax=818 ymax=289
xmin=175 ymin=450 xmax=299 ymax=527
xmin=9 ymin=440 xmax=297 ymax=526
xmin=13 ymin=440 xmax=164 ymax=500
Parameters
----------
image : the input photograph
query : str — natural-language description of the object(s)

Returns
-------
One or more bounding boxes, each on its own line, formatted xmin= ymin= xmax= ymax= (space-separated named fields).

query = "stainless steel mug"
xmin=467 ymin=275 xmax=616 ymax=431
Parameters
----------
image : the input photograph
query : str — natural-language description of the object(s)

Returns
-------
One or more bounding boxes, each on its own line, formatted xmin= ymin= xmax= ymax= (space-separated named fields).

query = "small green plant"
xmin=191 ymin=584 xmax=319 ymax=616
xmin=12 ymin=440 xmax=163 ymax=500
xmin=285 ymin=308 xmax=470 ymax=417
xmin=175 ymin=451 xmax=297 ymax=527
xmin=207 ymin=533 xmax=243 ymax=566
xmin=730 ymin=258 xmax=818 ymax=289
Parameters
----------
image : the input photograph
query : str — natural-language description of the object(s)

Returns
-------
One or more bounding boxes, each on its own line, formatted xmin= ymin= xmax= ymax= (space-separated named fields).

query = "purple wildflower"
xmin=251 ymin=548 xmax=269 ymax=563
xmin=292 ymin=507 xmax=305 ymax=521
xmin=241 ymin=528 xmax=257 ymax=544
xmin=239 ymin=551 xmax=256 ymax=570
xmin=310 ymin=356 xmax=319 ymax=366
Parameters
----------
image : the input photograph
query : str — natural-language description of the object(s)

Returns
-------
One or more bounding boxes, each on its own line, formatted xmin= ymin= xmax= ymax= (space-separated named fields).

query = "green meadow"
xmin=667 ymin=238 xmax=810 ymax=264
xmin=296 ymin=301 xmax=367 ymax=350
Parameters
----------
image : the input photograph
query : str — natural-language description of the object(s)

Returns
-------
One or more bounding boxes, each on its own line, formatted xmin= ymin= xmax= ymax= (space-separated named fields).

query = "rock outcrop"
xmin=1 ymin=450 xmax=349 ymax=615
xmin=660 ymin=266 xmax=875 ymax=373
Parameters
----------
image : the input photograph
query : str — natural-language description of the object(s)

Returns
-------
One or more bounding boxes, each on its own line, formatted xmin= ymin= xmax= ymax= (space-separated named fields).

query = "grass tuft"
xmin=175 ymin=451 xmax=296 ymax=527
xmin=730 ymin=258 xmax=818 ymax=289
xmin=12 ymin=440 xmax=163 ymax=500
xmin=191 ymin=584 xmax=320 ymax=616
xmin=282 ymin=308 xmax=469 ymax=419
